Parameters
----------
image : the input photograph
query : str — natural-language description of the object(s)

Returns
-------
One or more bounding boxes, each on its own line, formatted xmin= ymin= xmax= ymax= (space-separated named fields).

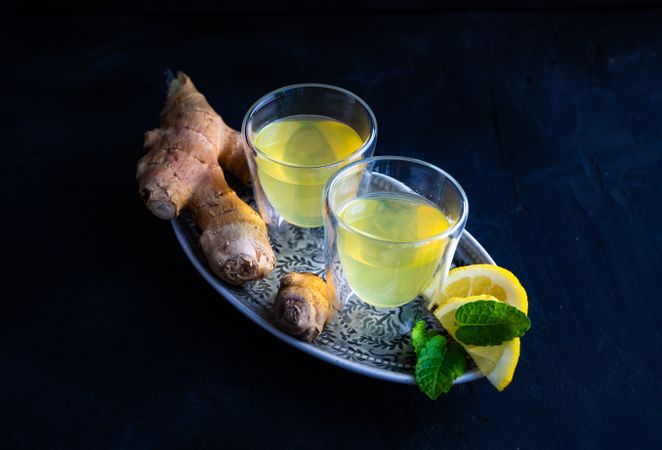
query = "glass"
xmin=323 ymin=156 xmax=468 ymax=310
xmin=242 ymin=84 xmax=377 ymax=232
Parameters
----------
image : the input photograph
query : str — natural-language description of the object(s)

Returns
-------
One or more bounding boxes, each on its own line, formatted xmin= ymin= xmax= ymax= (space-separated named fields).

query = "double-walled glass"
xmin=323 ymin=156 xmax=469 ymax=310
xmin=242 ymin=84 xmax=377 ymax=231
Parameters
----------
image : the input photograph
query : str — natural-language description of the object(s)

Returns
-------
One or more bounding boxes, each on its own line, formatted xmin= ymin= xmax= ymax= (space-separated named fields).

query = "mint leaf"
xmin=415 ymin=335 xmax=447 ymax=399
xmin=455 ymin=300 xmax=531 ymax=346
xmin=411 ymin=320 xmax=427 ymax=355
xmin=440 ymin=342 xmax=467 ymax=387
xmin=412 ymin=322 xmax=467 ymax=400
xmin=412 ymin=320 xmax=441 ymax=356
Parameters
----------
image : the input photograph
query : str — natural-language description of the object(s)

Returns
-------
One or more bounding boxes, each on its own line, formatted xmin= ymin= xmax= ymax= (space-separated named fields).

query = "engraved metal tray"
xmin=172 ymin=193 xmax=494 ymax=384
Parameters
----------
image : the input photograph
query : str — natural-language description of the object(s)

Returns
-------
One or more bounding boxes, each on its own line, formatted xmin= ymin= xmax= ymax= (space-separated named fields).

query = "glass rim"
xmin=324 ymin=155 xmax=469 ymax=245
xmin=241 ymin=83 xmax=378 ymax=169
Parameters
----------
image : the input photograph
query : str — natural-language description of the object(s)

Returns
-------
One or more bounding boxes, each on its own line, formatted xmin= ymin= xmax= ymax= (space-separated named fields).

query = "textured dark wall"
xmin=2 ymin=10 xmax=661 ymax=449
xmin=4 ymin=1 xmax=662 ymax=14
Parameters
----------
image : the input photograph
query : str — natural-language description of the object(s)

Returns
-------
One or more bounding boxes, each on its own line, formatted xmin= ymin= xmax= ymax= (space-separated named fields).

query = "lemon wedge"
xmin=436 ymin=264 xmax=528 ymax=314
xmin=433 ymin=294 xmax=521 ymax=391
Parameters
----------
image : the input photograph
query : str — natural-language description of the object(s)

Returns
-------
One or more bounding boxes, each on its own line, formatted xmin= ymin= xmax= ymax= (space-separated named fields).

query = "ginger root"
xmin=274 ymin=273 xmax=334 ymax=342
xmin=137 ymin=72 xmax=275 ymax=284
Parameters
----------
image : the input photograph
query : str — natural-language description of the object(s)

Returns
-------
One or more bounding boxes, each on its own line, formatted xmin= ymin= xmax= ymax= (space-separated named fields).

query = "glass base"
xmin=335 ymin=292 xmax=434 ymax=339
xmin=267 ymin=220 xmax=326 ymax=276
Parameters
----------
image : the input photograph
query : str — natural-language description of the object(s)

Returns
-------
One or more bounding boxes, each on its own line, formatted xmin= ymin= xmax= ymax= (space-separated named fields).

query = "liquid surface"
xmin=254 ymin=115 xmax=363 ymax=227
xmin=337 ymin=192 xmax=451 ymax=307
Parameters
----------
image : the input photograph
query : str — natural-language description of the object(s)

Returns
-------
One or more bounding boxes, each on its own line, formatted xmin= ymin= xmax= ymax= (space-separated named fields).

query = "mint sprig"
xmin=411 ymin=320 xmax=428 ymax=354
xmin=455 ymin=300 xmax=531 ymax=346
xmin=412 ymin=321 xmax=466 ymax=400
xmin=412 ymin=320 xmax=442 ymax=354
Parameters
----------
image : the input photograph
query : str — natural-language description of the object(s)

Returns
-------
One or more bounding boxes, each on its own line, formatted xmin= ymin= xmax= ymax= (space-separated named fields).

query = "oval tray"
xmin=172 ymin=198 xmax=495 ymax=385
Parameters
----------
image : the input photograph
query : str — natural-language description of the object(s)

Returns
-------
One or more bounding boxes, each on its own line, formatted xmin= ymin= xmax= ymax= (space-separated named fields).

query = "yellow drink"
xmin=337 ymin=192 xmax=450 ymax=307
xmin=254 ymin=115 xmax=363 ymax=227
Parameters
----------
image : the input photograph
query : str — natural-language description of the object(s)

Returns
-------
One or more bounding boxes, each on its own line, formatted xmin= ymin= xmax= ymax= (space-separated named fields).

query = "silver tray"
xmin=172 ymin=192 xmax=495 ymax=385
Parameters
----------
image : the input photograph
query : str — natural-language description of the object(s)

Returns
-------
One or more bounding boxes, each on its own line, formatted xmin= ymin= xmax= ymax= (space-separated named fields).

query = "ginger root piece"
xmin=137 ymin=72 xmax=250 ymax=219
xmin=274 ymin=273 xmax=334 ymax=342
xmin=137 ymin=72 xmax=274 ymax=284
xmin=217 ymin=124 xmax=251 ymax=187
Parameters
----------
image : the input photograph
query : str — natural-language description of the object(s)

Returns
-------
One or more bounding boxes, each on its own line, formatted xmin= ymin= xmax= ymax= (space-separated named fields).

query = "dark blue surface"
xmin=1 ymin=12 xmax=661 ymax=449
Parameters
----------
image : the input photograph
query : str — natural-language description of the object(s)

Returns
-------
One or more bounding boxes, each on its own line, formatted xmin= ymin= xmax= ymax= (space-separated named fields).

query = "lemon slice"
xmin=433 ymin=294 xmax=521 ymax=391
xmin=437 ymin=264 xmax=528 ymax=314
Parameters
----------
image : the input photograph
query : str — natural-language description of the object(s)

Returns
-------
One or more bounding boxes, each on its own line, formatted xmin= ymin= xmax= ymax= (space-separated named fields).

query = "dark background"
xmin=2 ymin=3 xmax=661 ymax=449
